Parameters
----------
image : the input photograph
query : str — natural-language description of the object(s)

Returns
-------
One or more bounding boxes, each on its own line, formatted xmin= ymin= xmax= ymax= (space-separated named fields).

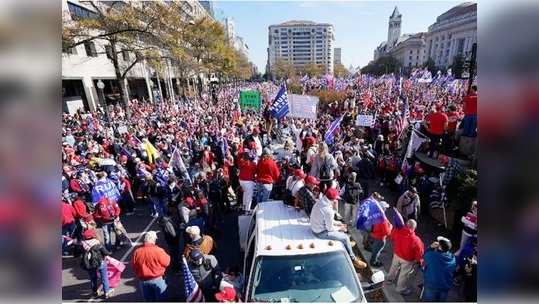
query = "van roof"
xmin=254 ymin=201 xmax=346 ymax=256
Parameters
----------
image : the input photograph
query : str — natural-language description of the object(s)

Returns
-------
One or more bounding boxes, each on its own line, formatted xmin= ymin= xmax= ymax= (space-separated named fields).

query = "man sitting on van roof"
xmin=310 ymin=188 xmax=367 ymax=270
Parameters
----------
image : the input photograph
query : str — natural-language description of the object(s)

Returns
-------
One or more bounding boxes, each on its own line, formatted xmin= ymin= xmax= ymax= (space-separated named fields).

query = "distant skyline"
xmin=214 ymin=0 xmax=468 ymax=72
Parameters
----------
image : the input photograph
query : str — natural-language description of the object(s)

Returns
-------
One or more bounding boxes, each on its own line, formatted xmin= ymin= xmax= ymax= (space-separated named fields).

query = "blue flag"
xmin=356 ymin=198 xmax=386 ymax=231
xmin=91 ymin=178 xmax=121 ymax=206
xmin=324 ymin=116 xmax=344 ymax=145
xmin=269 ymin=84 xmax=289 ymax=119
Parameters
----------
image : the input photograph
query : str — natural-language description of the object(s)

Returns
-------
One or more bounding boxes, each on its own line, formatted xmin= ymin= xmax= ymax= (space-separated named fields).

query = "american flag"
xmin=395 ymin=95 xmax=410 ymax=139
xmin=182 ymin=257 xmax=204 ymax=302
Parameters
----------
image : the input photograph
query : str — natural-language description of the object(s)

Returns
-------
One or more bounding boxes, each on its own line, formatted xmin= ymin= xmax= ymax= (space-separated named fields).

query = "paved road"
xmin=62 ymin=199 xmax=243 ymax=302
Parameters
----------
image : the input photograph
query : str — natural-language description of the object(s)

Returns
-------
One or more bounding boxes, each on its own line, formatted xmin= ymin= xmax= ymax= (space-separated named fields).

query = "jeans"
xmin=62 ymin=222 xmax=75 ymax=254
xmin=140 ymin=277 xmax=167 ymax=302
xmin=150 ymin=196 xmax=166 ymax=217
xmin=370 ymin=238 xmax=386 ymax=265
xmin=343 ymin=203 xmax=356 ymax=225
xmin=101 ymin=223 xmax=118 ymax=251
xmin=256 ymin=183 xmax=273 ymax=203
xmin=315 ymin=230 xmax=356 ymax=259
xmin=88 ymin=261 xmax=110 ymax=293
xmin=422 ymin=287 xmax=449 ymax=302
xmin=239 ymin=180 xmax=255 ymax=211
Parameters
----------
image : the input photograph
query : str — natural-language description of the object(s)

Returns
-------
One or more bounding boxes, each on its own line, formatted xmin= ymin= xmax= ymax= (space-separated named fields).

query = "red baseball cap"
xmin=304 ymin=175 xmax=320 ymax=185
xmin=294 ymin=169 xmax=306 ymax=178
xmin=305 ymin=136 xmax=316 ymax=146
xmin=252 ymin=127 xmax=260 ymax=135
xmin=325 ymin=188 xmax=340 ymax=200
xmin=82 ymin=229 xmax=97 ymax=240
xmin=215 ymin=287 xmax=236 ymax=302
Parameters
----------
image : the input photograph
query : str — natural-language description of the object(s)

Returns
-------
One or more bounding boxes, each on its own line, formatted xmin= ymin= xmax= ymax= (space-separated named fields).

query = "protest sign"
xmin=288 ymin=94 xmax=318 ymax=119
xmin=239 ymin=90 xmax=261 ymax=111
xmin=117 ymin=125 xmax=128 ymax=134
xmin=355 ymin=114 xmax=375 ymax=127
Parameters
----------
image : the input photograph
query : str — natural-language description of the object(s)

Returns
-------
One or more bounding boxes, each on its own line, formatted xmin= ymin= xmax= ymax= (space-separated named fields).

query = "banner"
xmin=288 ymin=94 xmax=318 ymax=120
xmin=239 ymin=90 xmax=261 ymax=111
xmin=269 ymin=85 xmax=289 ymax=119
xmin=355 ymin=114 xmax=375 ymax=127
xmin=91 ymin=178 xmax=121 ymax=205
xmin=356 ymin=198 xmax=386 ymax=231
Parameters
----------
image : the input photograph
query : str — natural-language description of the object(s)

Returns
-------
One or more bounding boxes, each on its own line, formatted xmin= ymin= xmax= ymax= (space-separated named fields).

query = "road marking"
xmin=119 ymin=217 xmax=158 ymax=263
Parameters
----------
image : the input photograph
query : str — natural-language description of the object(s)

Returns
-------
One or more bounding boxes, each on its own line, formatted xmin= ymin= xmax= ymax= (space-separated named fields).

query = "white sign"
xmin=65 ymin=99 xmax=85 ymax=115
xmin=117 ymin=125 xmax=128 ymax=134
xmin=288 ymin=94 xmax=318 ymax=119
xmin=355 ymin=114 xmax=375 ymax=127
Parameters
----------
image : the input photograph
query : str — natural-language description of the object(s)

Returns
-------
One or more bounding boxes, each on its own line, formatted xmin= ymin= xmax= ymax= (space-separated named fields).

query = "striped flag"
xmin=182 ymin=257 xmax=204 ymax=302
xmin=324 ymin=116 xmax=344 ymax=145
xmin=395 ymin=96 xmax=410 ymax=139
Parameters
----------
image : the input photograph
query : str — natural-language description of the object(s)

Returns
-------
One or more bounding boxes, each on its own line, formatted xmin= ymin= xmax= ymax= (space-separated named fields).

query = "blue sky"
xmin=213 ymin=0 xmax=465 ymax=72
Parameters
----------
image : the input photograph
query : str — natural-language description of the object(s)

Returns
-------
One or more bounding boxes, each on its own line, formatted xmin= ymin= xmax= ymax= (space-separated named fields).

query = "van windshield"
xmin=250 ymin=251 xmax=363 ymax=302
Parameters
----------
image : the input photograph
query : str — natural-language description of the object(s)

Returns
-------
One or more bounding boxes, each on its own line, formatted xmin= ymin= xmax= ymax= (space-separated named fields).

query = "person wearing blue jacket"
xmin=422 ymin=236 xmax=456 ymax=302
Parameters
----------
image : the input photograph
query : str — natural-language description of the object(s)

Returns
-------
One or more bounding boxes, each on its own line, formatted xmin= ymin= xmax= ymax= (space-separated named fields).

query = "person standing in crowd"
xmin=80 ymin=229 xmax=113 ymax=299
xmin=309 ymin=142 xmax=339 ymax=192
xmin=187 ymin=249 xmax=221 ymax=301
xmin=62 ymin=199 xmax=76 ymax=256
xmin=131 ymin=231 xmax=170 ymax=302
xmin=396 ymin=187 xmax=421 ymax=221
xmin=284 ymin=169 xmax=306 ymax=206
xmin=388 ymin=219 xmax=425 ymax=296
xmin=238 ymin=151 xmax=257 ymax=213
xmin=255 ymin=148 xmax=280 ymax=203
xmin=424 ymin=105 xmax=448 ymax=157
xmin=455 ymin=201 xmax=477 ymax=256
xmin=422 ymin=236 xmax=457 ymax=302
xmin=159 ymin=216 xmax=180 ymax=271
xmin=340 ymin=172 xmax=363 ymax=226
xmin=310 ymin=188 xmax=367 ymax=269
xmin=93 ymin=196 xmax=121 ymax=251
xmin=295 ymin=175 xmax=319 ymax=216
xmin=369 ymin=201 xmax=392 ymax=267
xmin=184 ymin=225 xmax=214 ymax=258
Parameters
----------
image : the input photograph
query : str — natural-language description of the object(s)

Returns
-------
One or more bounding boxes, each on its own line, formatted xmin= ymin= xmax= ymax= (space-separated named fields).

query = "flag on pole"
xmin=401 ymin=129 xmax=428 ymax=173
xmin=356 ymin=198 xmax=386 ymax=231
xmin=182 ymin=257 xmax=204 ymax=302
xmin=324 ymin=116 xmax=344 ymax=145
xmin=143 ymin=139 xmax=160 ymax=163
xmin=269 ymin=84 xmax=289 ymax=119
xmin=169 ymin=146 xmax=192 ymax=183
xmin=395 ymin=96 xmax=410 ymax=138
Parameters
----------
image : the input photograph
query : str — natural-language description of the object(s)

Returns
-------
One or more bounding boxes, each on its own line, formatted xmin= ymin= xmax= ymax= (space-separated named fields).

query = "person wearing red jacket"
xmin=62 ymin=200 xmax=76 ymax=255
xmin=370 ymin=201 xmax=393 ymax=267
xmin=388 ymin=219 xmax=425 ymax=295
xmin=131 ymin=231 xmax=170 ymax=301
xmin=255 ymin=148 xmax=280 ymax=203
xmin=72 ymin=194 xmax=94 ymax=240
xmin=94 ymin=197 xmax=121 ymax=251
xmin=238 ymin=151 xmax=256 ymax=212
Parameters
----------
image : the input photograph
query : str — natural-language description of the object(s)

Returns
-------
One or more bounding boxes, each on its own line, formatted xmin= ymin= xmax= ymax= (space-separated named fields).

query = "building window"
xmin=84 ymin=41 xmax=97 ymax=57
xmin=62 ymin=46 xmax=77 ymax=55
xmin=274 ymin=29 xmax=278 ymax=33
xmin=105 ymin=45 xmax=113 ymax=59
xmin=122 ymin=49 xmax=130 ymax=61
xmin=410 ymin=50 xmax=413 ymax=54
xmin=67 ymin=2 xmax=98 ymax=20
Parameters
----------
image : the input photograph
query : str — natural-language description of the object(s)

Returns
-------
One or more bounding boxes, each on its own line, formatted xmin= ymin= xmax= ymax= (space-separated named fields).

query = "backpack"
xmin=81 ymin=244 xmax=103 ymax=270
xmin=319 ymin=156 xmax=333 ymax=180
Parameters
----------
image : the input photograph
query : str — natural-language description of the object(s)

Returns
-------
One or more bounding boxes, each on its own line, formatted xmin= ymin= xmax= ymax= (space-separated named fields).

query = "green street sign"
xmin=240 ymin=90 xmax=261 ymax=111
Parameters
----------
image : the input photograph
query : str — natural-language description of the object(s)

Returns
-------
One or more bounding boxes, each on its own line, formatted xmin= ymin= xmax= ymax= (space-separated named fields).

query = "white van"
xmin=239 ymin=201 xmax=384 ymax=302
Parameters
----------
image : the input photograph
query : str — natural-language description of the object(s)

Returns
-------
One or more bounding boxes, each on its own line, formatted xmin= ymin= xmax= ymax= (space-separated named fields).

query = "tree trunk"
xmin=110 ymin=40 xmax=131 ymax=118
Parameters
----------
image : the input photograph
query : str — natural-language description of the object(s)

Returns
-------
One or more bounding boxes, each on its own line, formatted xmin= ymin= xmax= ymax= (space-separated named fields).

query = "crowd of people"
xmin=62 ymin=69 xmax=477 ymax=302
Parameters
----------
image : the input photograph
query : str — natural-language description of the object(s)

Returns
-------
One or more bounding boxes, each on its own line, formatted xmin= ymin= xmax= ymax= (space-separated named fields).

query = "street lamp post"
xmin=96 ymin=79 xmax=110 ymax=124
xmin=149 ymin=79 xmax=155 ymax=103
